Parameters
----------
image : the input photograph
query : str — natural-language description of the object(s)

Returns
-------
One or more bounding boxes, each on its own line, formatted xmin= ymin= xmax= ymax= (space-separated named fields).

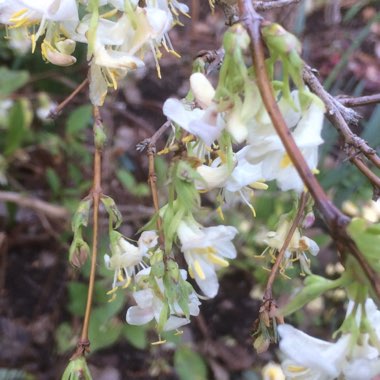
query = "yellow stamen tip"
xmin=193 ymin=260 xmax=206 ymax=280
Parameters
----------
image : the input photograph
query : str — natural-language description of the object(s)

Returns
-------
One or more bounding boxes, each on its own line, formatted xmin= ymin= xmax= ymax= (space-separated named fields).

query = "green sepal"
xmin=61 ymin=357 xmax=92 ymax=380
xmin=72 ymin=198 xmax=93 ymax=232
xmin=281 ymin=274 xmax=350 ymax=316
xmin=157 ymin=301 xmax=170 ymax=332
xmin=101 ymin=195 xmax=123 ymax=229
xmin=151 ymin=249 xmax=165 ymax=278
xmin=94 ymin=121 xmax=107 ymax=149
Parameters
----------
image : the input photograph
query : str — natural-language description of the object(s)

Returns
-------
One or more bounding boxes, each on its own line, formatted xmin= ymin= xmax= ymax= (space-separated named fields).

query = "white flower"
xmin=246 ymin=91 xmax=325 ymax=193
xmin=163 ymin=73 xmax=224 ymax=146
xmin=126 ymin=267 xmax=200 ymax=331
xmin=104 ymin=231 xmax=157 ymax=291
xmin=177 ymin=219 xmax=238 ymax=298
xmin=278 ymin=299 xmax=380 ymax=380
xmin=264 ymin=217 xmax=319 ymax=275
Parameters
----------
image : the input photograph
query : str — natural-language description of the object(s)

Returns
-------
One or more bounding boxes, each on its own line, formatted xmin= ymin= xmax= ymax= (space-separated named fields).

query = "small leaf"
xmin=123 ymin=324 xmax=147 ymax=350
xmin=66 ymin=104 xmax=92 ymax=136
xmin=0 ymin=67 xmax=29 ymax=99
xmin=174 ymin=346 xmax=208 ymax=380
xmin=71 ymin=198 xmax=93 ymax=232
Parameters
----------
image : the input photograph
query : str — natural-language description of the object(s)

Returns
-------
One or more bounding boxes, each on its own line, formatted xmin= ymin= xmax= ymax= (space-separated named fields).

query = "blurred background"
xmin=0 ymin=0 xmax=380 ymax=379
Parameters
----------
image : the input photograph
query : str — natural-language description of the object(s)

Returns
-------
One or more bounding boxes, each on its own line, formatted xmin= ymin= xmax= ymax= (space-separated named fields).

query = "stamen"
xmin=208 ymin=253 xmax=229 ymax=267
xmin=106 ymin=287 xmax=119 ymax=295
xmin=193 ymin=260 xmax=206 ymax=280
xmin=280 ymin=153 xmax=292 ymax=168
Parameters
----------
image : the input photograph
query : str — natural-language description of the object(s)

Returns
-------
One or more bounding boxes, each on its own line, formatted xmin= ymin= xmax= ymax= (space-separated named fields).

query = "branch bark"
xmin=237 ymin=0 xmax=380 ymax=298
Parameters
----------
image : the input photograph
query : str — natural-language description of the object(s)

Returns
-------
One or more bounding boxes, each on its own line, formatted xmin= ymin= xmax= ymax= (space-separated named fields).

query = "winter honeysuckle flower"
xmin=104 ymin=231 xmax=157 ymax=294
xmin=195 ymin=146 xmax=266 ymax=213
xmin=246 ymin=91 xmax=325 ymax=193
xmin=177 ymin=219 xmax=238 ymax=298
xmin=126 ymin=267 xmax=201 ymax=331
xmin=278 ymin=299 xmax=380 ymax=380
xmin=163 ymin=73 xmax=224 ymax=146
xmin=263 ymin=217 xmax=319 ymax=275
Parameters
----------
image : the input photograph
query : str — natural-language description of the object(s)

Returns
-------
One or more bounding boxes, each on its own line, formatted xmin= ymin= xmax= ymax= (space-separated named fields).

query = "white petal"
xmin=163 ymin=316 xmax=190 ymax=331
xmin=190 ymin=72 xmax=215 ymax=109
xmin=132 ymin=289 xmax=154 ymax=308
xmin=126 ymin=305 xmax=154 ymax=325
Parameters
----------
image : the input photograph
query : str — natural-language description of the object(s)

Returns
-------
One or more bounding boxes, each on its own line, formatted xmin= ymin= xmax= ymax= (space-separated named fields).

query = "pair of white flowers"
xmin=279 ymin=299 xmax=380 ymax=380
xmin=163 ymin=72 xmax=325 ymax=194
xmin=0 ymin=0 xmax=189 ymax=104
xmin=104 ymin=229 xmax=204 ymax=331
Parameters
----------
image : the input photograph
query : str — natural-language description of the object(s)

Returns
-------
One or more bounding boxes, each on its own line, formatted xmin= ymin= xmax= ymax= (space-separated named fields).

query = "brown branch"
xmin=72 ymin=106 xmax=103 ymax=359
xmin=237 ymin=0 xmax=380 ymax=297
xmin=303 ymin=66 xmax=380 ymax=172
xmin=137 ymin=121 xmax=171 ymax=246
xmin=48 ymin=78 xmax=89 ymax=119
xmin=0 ymin=190 xmax=69 ymax=219
xmin=264 ymin=192 xmax=308 ymax=300
xmin=253 ymin=0 xmax=302 ymax=11
xmin=338 ymin=93 xmax=380 ymax=108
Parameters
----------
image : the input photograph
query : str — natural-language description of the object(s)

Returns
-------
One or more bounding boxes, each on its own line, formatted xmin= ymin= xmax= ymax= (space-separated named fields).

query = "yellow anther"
xmin=107 ymin=293 xmax=117 ymax=303
xmin=174 ymin=329 xmax=184 ymax=336
xmin=312 ymin=168 xmax=320 ymax=175
xmin=248 ymin=203 xmax=257 ymax=218
xmin=250 ymin=181 xmax=268 ymax=190
xmin=158 ymin=147 xmax=170 ymax=155
xmin=151 ymin=336 xmax=167 ymax=345
xmin=10 ymin=8 xmax=28 ymax=19
xmin=169 ymin=49 xmax=181 ymax=59
xmin=208 ymin=253 xmax=229 ymax=267
xmin=117 ymin=270 xmax=124 ymax=282
xmin=280 ymin=153 xmax=292 ymax=168
xmin=188 ymin=266 xmax=195 ymax=279
xmin=31 ymin=34 xmax=36 ymax=53
xmin=193 ymin=260 xmax=206 ymax=280
xmin=182 ymin=135 xmax=194 ymax=143
xmin=217 ymin=206 xmax=225 ymax=221
xmin=122 ymin=276 xmax=132 ymax=289
xmin=106 ymin=287 xmax=119 ymax=295
xmin=216 ymin=150 xmax=227 ymax=163
xmin=100 ymin=8 xmax=118 ymax=19
xmin=287 ymin=365 xmax=308 ymax=373
xmin=106 ymin=68 xmax=118 ymax=90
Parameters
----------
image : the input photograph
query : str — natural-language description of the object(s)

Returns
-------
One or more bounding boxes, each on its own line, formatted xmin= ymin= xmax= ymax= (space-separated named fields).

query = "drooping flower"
xmin=278 ymin=299 xmax=380 ymax=380
xmin=263 ymin=216 xmax=319 ymax=275
xmin=126 ymin=267 xmax=201 ymax=331
xmin=177 ymin=219 xmax=238 ymax=298
xmin=104 ymin=231 xmax=158 ymax=293
xmin=245 ymin=90 xmax=325 ymax=193
xmin=163 ymin=73 xmax=224 ymax=146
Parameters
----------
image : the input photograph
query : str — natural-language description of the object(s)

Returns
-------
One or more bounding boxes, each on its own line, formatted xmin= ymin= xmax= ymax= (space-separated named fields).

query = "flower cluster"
xmin=278 ymin=299 xmax=380 ymax=379
xmin=0 ymin=0 xmax=188 ymax=105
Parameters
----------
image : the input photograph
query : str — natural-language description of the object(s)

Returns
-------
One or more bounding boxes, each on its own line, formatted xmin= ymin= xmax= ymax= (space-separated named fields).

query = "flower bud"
xmin=61 ymin=357 xmax=92 ymax=380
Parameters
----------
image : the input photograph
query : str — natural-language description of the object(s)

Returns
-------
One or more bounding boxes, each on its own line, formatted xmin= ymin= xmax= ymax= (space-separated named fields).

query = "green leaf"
xmin=116 ymin=169 xmax=150 ymax=197
xmin=66 ymin=104 xmax=92 ymax=136
xmin=4 ymin=99 xmax=32 ymax=156
xmin=67 ymin=282 xmax=88 ymax=317
xmin=46 ymin=167 xmax=61 ymax=196
xmin=0 ymin=67 xmax=29 ymax=99
xmin=55 ymin=322 xmax=76 ymax=354
xmin=281 ymin=275 xmax=349 ymax=316
xmin=174 ymin=346 xmax=208 ymax=380
xmin=348 ymin=218 xmax=380 ymax=271
xmin=123 ymin=324 xmax=148 ymax=349
xmin=89 ymin=307 xmax=123 ymax=352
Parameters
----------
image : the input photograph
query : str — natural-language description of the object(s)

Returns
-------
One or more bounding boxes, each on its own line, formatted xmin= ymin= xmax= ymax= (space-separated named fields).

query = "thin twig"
xmin=237 ymin=0 xmax=380 ymax=297
xmin=0 ymin=190 xmax=69 ymax=219
xmin=264 ymin=193 xmax=308 ymax=300
xmin=138 ymin=121 xmax=171 ymax=246
xmin=303 ymin=66 xmax=380 ymax=171
xmin=48 ymin=78 xmax=89 ymax=119
xmin=338 ymin=93 xmax=380 ymax=108
xmin=72 ymin=106 xmax=103 ymax=359
xmin=253 ymin=0 xmax=302 ymax=11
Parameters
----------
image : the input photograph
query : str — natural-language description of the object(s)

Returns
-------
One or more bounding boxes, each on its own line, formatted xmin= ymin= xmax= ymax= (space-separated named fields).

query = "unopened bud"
xmin=61 ymin=357 xmax=92 ymax=380
xmin=302 ymin=212 xmax=315 ymax=228
xmin=262 ymin=22 xmax=301 ymax=55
